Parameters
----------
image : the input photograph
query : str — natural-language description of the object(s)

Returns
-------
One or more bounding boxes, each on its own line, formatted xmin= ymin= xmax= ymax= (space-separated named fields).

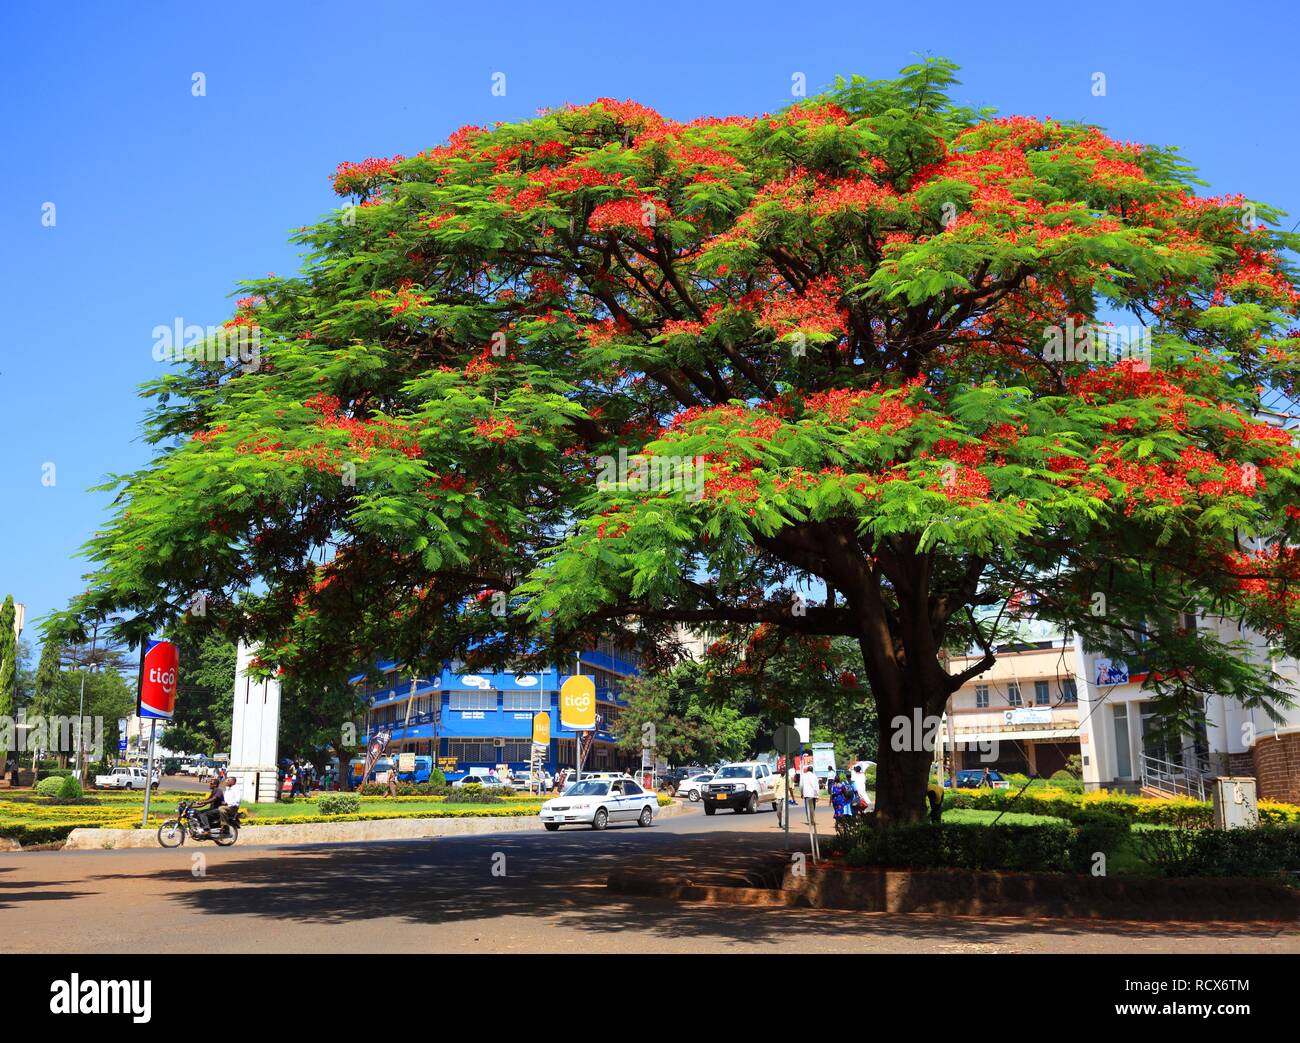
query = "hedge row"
xmin=944 ymin=787 xmax=1300 ymax=827
xmin=836 ymin=809 xmax=1131 ymax=873
xmin=835 ymin=814 xmax=1300 ymax=878
xmin=1136 ymin=827 xmax=1300 ymax=877
xmin=0 ymin=820 xmax=135 ymax=844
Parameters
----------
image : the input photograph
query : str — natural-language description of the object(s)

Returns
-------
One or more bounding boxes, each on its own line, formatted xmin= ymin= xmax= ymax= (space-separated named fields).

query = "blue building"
xmin=356 ymin=642 xmax=640 ymax=777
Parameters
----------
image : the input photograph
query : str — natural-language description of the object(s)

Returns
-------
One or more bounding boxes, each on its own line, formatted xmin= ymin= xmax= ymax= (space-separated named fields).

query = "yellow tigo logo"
xmin=532 ymin=711 xmax=551 ymax=745
xmin=560 ymin=676 xmax=597 ymax=730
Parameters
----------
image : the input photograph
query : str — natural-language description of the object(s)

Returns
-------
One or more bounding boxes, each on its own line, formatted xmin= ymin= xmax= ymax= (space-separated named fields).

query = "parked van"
xmin=396 ymin=755 xmax=434 ymax=784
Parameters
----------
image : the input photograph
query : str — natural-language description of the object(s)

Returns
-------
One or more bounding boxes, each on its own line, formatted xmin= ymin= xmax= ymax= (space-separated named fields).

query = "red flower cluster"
xmin=589 ymin=196 xmax=670 ymax=234
xmin=758 ymin=274 xmax=847 ymax=337
xmin=331 ymin=155 xmax=405 ymax=196
xmin=474 ymin=417 xmax=520 ymax=441
xmin=304 ymin=393 xmax=422 ymax=459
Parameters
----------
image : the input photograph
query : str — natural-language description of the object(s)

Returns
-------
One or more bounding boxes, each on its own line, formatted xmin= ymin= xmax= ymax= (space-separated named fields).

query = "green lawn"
xmin=942 ymin=808 xmax=1070 ymax=827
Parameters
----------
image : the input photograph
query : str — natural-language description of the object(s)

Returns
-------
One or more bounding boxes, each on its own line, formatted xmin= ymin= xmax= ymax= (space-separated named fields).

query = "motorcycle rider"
xmin=191 ymin=777 xmax=224 ymax=835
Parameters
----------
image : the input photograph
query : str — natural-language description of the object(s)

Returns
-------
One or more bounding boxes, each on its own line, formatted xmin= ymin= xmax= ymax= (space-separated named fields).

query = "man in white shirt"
xmin=800 ymin=766 xmax=821 ymax=826
xmin=219 ymin=777 xmax=242 ymax=830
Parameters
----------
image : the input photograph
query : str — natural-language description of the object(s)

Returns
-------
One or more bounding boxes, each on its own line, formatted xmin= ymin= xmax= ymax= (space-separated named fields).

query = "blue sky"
xmin=1 ymin=0 xmax=1296 ymax=636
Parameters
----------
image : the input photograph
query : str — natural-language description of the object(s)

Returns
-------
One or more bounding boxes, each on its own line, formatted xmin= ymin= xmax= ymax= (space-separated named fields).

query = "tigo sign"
xmin=138 ymin=639 xmax=179 ymax=720
xmin=559 ymin=676 xmax=596 ymax=731
xmin=532 ymin=711 xmax=551 ymax=746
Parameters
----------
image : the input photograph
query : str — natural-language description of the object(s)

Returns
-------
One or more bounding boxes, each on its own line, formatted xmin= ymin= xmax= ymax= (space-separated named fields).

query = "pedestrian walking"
xmin=800 ymin=763 xmax=820 ymax=826
xmin=830 ymin=772 xmax=856 ymax=819
xmin=773 ymin=766 xmax=788 ymax=827
xmin=851 ymin=764 xmax=872 ymax=813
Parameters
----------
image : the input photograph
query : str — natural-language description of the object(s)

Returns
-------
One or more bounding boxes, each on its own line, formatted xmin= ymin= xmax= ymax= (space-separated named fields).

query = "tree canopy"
xmin=58 ymin=60 xmax=1300 ymax=818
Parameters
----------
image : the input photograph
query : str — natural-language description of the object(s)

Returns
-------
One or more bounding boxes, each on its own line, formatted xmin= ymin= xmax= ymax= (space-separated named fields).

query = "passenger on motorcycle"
xmin=218 ymin=776 xmax=242 ymax=830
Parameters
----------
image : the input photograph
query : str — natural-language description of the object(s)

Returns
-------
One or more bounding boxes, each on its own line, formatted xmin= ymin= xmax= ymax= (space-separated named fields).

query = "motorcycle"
xmin=157 ymin=799 xmax=242 ymax=847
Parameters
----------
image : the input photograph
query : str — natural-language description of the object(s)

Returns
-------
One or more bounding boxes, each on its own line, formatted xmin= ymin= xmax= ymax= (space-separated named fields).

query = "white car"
xmin=702 ymin=761 xmax=779 ymax=815
xmin=540 ymin=777 xmax=657 ymax=831
xmin=677 ymin=772 xmax=714 ymax=802
xmin=94 ymin=766 xmax=158 ymax=790
xmin=509 ymin=770 xmax=552 ymax=792
xmin=453 ymin=772 xmax=503 ymax=788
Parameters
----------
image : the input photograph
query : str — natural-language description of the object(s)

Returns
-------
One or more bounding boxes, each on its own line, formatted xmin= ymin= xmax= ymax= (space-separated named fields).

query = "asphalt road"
xmin=2 ymin=802 xmax=1296 ymax=954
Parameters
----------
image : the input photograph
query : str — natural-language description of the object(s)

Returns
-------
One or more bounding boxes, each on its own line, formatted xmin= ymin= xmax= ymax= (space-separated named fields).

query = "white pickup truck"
xmin=94 ymin=765 xmax=159 ymax=790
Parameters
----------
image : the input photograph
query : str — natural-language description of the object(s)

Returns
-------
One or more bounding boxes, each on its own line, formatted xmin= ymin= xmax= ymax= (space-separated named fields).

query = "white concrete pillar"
xmin=228 ymin=642 xmax=282 ymax=803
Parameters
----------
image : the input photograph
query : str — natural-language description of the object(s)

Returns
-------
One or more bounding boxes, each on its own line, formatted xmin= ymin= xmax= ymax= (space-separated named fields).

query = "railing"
xmin=1138 ymin=751 xmax=1214 ymax=801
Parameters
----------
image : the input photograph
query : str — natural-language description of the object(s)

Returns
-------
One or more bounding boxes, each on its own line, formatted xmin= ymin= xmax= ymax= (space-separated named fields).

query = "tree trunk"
xmin=872 ymin=718 xmax=934 ymax=823
xmin=855 ymin=605 xmax=953 ymax=823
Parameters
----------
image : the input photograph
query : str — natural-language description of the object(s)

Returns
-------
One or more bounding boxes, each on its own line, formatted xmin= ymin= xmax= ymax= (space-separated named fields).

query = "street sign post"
xmin=138 ymin=639 xmax=179 ymax=828
xmin=772 ymin=725 xmax=801 ymax=851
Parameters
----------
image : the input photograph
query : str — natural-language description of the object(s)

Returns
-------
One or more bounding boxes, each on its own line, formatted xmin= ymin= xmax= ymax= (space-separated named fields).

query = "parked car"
xmin=702 ymin=761 xmax=779 ymax=815
xmin=509 ymin=770 xmax=552 ymax=792
xmin=539 ymin=777 xmax=658 ymax=831
xmin=452 ymin=771 xmax=505 ymax=788
xmin=560 ymin=770 xmax=631 ymax=792
xmin=946 ymin=769 xmax=1010 ymax=789
xmin=676 ymin=772 xmax=714 ymax=802
xmin=94 ymin=765 xmax=158 ymax=790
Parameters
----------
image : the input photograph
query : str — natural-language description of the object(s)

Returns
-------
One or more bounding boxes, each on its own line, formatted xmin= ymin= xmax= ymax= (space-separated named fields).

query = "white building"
xmin=1076 ymin=615 xmax=1300 ymax=803
xmin=944 ymin=609 xmax=1300 ymax=804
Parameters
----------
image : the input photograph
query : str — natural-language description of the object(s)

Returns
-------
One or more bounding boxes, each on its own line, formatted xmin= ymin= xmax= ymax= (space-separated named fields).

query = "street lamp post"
xmin=75 ymin=622 xmax=100 ymax=781
xmin=9 ymin=603 xmax=23 ymax=782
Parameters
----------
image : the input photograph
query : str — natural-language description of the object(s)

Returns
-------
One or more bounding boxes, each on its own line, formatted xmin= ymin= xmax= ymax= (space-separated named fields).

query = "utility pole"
xmin=574 ymin=653 xmax=587 ymax=784
xmin=75 ymin=622 xmax=100 ymax=781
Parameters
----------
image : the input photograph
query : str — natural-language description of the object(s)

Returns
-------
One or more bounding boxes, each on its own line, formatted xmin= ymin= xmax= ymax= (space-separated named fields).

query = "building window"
xmin=448 ymin=740 xmax=494 ymax=763
xmin=1061 ymin=679 xmax=1078 ymax=704
xmin=1007 ymin=683 xmax=1022 ymax=706
xmin=503 ymin=690 xmax=550 ymax=712
xmin=449 ymin=690 xmax=497 ymax=711
xmin=1034 ymin=680 xmax=1050 ymax=706
xmin=502 ymin=741 xmax=532 ymax=762
xmin=975 ymin=684 xmax=989 ymax=709
xmin=447 ymin=739 xmax=533 ymax=764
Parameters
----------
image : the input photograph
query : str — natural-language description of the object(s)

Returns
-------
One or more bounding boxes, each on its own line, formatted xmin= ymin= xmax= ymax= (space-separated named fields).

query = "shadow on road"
xmin=66 ymin=826 xmax=1296 ymax=947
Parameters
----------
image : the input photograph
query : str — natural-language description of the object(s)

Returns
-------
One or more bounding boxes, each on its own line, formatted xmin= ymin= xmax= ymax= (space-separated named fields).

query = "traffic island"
xmin=55 ymin=799 xmax=690 ymax=850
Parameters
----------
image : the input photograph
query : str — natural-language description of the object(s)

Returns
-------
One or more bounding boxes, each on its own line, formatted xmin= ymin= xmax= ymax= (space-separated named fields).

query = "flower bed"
xmin=0 ymin=799 xmax=139 ymax=844
xmin=241 ymin=806 xmax=542 ymax=826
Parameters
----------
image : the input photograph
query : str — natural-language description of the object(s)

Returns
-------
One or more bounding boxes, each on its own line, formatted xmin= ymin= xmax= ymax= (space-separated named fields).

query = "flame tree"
xmin=60 ymin=61 xmax=1300 ymax=820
